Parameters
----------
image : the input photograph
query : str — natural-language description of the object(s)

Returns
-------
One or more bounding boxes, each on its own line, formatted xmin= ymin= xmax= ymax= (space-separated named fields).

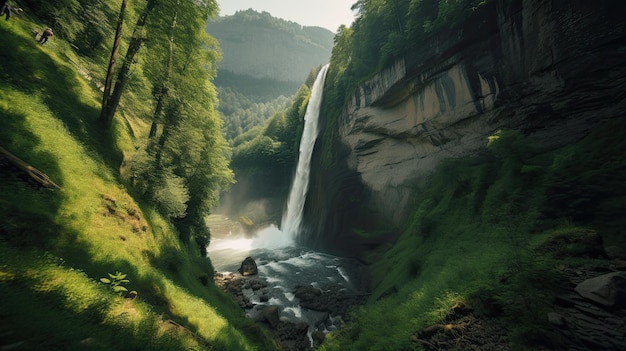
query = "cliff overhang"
xmin=303 ymin=0 xmax=626 ymax=254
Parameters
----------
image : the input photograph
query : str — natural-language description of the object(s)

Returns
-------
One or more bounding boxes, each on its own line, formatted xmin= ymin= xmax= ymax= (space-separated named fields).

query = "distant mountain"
xmin=206 ymin=9 xmax=334 ymax=141
xmin=206 ymin=9 xmax=334 ymax=84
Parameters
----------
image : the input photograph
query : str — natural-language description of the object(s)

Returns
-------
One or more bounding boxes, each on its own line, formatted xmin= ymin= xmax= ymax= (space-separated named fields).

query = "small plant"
xmin=100 ymin=271 xmax=130 ymax=295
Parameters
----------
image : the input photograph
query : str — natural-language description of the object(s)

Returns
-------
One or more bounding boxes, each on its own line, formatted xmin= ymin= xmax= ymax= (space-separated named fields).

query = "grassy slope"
xmin=0 ymin=15 xmax=275 ymax=351
xmin=320 ymin=123 xmax=626 ymax=350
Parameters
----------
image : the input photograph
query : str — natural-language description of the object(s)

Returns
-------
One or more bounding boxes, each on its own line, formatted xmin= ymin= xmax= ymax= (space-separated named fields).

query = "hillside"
xmin=206 ymin=9 xmax=333 ymax=84
xmin=206 ymin=9 xmax=334 ymax=141
xmin=0 ymin=2 xmax=276 ymax=350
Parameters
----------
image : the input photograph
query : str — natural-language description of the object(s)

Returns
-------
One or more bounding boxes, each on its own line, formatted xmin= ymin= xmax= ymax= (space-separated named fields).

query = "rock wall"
xmin=302 ymin=0 xmax=626 ymax=253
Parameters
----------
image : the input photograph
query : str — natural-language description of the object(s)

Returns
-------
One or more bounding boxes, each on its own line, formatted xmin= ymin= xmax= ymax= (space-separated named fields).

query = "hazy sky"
xmin=216 ymin=0 xmax=357 ymax=32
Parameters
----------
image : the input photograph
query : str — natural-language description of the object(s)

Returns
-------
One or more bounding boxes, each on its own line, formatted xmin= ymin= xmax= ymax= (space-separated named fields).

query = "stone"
xmin=574 ymin=272 xmax=626 ymax=307
xmin=261 ymin=305 xmax=280 ymax=329
xmin=547 ymin=312 xmax=565 ymax=326
xmin=125 ymin=290 xmax=138 ymax=300
xmin=249 ymin=279 xmax=268 ymax=290
xmin=605 ymin=245 xmax=626 ymax=260
xmin=238 ymin=256 xmax=258 ymax=276
xmin=293 ymin=284 xmax=322 ymax=301
xmin=312 ymin=330 xmax=326 ymax=346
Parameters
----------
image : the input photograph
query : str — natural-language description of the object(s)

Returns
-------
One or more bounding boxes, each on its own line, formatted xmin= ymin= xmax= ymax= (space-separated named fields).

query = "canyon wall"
xmin=302 ymin=0 xmax=626 ymax=254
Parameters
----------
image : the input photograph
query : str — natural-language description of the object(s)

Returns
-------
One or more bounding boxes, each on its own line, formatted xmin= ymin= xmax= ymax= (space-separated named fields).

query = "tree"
xmin=100 ymin=0 xmax=127 ymax=128
xmin=99 ymin=0 xmax=158 ymax=128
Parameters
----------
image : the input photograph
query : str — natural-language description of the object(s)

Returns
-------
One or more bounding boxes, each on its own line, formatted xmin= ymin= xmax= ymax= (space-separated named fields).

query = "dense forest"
xmin=2 ymin=0 xmax=625 ymax=350
xmin=207 ymin=9 xmax=333 ymax=142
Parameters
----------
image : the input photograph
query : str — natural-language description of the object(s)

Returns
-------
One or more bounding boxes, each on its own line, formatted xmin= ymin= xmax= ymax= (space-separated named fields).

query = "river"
xmin=207 ymin=64 xmax=366 ymax=348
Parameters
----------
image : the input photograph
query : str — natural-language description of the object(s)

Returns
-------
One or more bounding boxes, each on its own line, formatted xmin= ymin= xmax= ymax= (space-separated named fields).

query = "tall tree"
xmin=99 ymin=0 xmax=158 ymax=128
xmin=100 ymin=0 xmax=127 ymax=125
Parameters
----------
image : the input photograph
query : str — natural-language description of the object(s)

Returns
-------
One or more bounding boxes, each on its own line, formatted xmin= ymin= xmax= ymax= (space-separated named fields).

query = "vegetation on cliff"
xmin=313 ymin=0 xmax=626 ymax=350
xmin=207 ymin=9 xmax=333 ymax=142
xmin=320 ymin=122 xmax=626 ymax=349
xmin=219 ymin=67 xmax=322 ymax=224
xmin=320 ymin=0 xmax=491 ymax=168
xmin=0 ymin=1 xmax=276 ymax=349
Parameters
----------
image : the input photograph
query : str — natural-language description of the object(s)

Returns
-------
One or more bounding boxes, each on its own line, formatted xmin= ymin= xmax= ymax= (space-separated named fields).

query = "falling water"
xmin=207 ymin=64 xmax=366 ymax=344
xmin=281 ymin=64 xmax=329 ymax=241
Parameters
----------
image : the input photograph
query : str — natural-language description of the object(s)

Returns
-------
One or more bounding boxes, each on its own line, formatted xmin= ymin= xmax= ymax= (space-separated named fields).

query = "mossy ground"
xmin=320 ymin=124 xmax=626 ymax=350
xmin=0 ymin=14 xmax=276 ymax=351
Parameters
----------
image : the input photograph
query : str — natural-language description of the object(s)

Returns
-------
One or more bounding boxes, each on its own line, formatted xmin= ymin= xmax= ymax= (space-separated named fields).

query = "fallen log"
xmin=0 ymin=146 xmax=62 ymax=190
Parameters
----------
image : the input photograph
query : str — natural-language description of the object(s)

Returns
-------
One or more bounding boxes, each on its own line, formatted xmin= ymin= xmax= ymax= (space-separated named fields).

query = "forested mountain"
xmin=204 ymin=9 xmax=332 ymax=224
xmin=206 ymin=9 xmax=334 ymax=141
xmin=206 ymin=9 xmax=333 ymax=83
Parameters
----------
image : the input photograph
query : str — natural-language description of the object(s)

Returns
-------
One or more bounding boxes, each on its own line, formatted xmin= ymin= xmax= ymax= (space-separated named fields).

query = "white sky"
xmin=216 ymin=0 xmax=357 ymax=32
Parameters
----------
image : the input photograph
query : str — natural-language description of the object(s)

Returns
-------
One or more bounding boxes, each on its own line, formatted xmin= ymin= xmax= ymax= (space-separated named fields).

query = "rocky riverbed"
xmin=215 ymin=270 xmax=368 ymax=350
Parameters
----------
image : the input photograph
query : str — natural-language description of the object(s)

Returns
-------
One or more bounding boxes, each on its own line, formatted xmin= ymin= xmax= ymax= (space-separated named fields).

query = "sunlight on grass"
xmin=1 ymin=17 xmax=273 ymax=350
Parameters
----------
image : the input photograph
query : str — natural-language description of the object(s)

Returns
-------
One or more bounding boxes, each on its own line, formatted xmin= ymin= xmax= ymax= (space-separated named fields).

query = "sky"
xmin=216 ymin=0 xmax=357 ymax=32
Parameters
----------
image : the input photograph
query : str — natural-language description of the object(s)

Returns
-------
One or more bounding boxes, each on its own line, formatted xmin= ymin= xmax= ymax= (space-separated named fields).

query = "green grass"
xmin=0 ymin=14 xmax=276 ymax=351
xmin=320 ymin=123 xmax=626 ymax=350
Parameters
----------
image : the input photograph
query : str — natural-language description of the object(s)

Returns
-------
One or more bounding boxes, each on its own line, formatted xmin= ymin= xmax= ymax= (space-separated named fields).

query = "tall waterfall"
xmin=281 ymin=64 xmax=329 ymax=241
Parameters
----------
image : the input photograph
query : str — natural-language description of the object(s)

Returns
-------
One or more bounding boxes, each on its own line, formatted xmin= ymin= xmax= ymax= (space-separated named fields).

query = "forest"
xmin=2 ymin=0 xmax=626 ymax=350
xmin=0 ymin=0 xmax=279 ymax=349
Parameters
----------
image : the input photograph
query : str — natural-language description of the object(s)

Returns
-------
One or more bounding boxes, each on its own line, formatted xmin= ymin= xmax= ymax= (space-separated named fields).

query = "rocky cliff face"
xmin=303 ymin=0 xmax=626 ymax=253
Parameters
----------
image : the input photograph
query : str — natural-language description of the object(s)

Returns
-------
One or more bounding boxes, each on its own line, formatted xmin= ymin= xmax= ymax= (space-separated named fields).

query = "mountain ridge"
xmin=206 ymin=9 xmax=333 ymax=84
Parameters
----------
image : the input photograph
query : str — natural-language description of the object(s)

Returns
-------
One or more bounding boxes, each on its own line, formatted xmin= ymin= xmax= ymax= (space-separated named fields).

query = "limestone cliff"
xmin=302 ymin=0 xmax=626 ymax=254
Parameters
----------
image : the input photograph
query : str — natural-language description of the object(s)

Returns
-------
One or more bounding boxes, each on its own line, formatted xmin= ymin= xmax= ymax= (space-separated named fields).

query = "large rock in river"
xmin=238 ymin=256 xmax=258 ymax=276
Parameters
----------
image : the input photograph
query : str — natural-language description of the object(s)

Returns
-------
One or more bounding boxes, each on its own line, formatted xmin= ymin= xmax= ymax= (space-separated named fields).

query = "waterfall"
xmin=281 ymin=64 xmax=329 ymax=241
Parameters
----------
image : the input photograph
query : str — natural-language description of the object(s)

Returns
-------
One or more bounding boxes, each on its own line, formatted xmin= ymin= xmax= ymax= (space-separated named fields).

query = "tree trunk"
xmin=0 ymin=147 xmax=62 ymax=190
xmin=99 ymin=0 xmax=157 ymax=129
xmin=99 ymin=0 xmax=127 ymax=127
xmin=148 ymin=0 xmax=179 ymax=139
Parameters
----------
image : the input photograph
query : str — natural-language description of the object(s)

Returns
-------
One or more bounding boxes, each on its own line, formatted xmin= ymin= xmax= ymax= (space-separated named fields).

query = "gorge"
xmin=208 ymin=64 xmax=366 ymax=350
xmin=303 ymin=0 xmax=626 ymax=254
xmin=211 ymin=2 xmax=626 ymax=349
xmin=3 ymin=0 xmax=626 ymax=350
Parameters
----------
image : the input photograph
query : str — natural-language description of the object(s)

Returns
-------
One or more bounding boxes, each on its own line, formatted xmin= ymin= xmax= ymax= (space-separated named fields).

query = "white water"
xmin=281 ymin=64 xmax=329 ymax=241
xmin=206 ymin=65 xmax=362 ymax=344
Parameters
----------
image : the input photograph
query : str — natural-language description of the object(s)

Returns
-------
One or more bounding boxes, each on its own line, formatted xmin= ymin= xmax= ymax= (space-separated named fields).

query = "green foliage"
xmin=206 ymin=9 xmax=333 ymax=83
xmin=231 ymin=75 xmax=315 ymax=172
xmin=150 ymin=168 xmax=190 ymax=218
xmin=0 ymin=8 xmax=275 ymax=351
xmin=320 ymin=0 xmax=493 ymax=168
xmin=100 ymin=271 xmax=130 ymax=294
xmin=325 ymin=122 xmax=626 ymax=350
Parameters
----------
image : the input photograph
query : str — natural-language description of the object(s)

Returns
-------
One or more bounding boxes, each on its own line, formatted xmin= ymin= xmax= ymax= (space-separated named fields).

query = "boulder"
xmin=547 ymin=312 xmax=565 ymax=326
xmin=605 ymin=245 xmax=626 ymax=260
xmin=293 ymin=284 xmax=322 ymax=301
xmin=238 ymin=256 xmax=258 ymax=276
xmin=312 ymin=330 xmax=326 ymax=346
xmin=294 ymin=284 xmax=327 ymax=311
xmin=125 ymin=290 xmax=138 ymax=300
xmin=260 ymin=305 xmax=280 ymax=329
xmin=248 ymin=278 xmax=268 ymax=290
xmin=575 ymin=272 xmax=626 ymax=308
